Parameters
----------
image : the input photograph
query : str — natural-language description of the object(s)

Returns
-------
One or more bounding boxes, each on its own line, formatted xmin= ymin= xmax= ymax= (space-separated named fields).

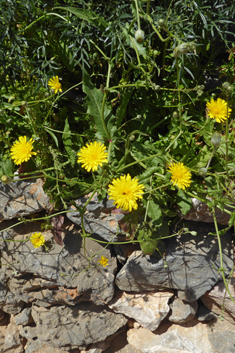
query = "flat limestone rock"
xmin=127 ymin=317 xmax=235 ymax=353
xmin=116 ymin=222 xmax=233 ymax=302
xmin=31 ymin=303 xmax=128 ymax=350
xmin=0 ymin=178 xmax=52 ymax=222
xmin=109 ymin=290 xmax=174 ymax=331
xmin=67 ymin=193 xmax=125 ymax=242
xmin=1 ymin=223 xmax=116 ymax=306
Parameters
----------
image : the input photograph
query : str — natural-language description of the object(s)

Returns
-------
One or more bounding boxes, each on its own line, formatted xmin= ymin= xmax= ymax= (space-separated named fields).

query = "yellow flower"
xmin=77 ymin=141 xmax=108 ymax=172
xmin=108 ymin=174 xmax=144 ymax=212
xmin=98 ymin=255 xmax=108 ymax=267
xmin=10 ymin=136 xmax=37 ymax=165
xmin=206 ymin=98 xmax=232 ymax=123
xmin=168 ymin=162 xmax=192 ymax=190
xmin=30 ymin=232 xmax=46 ymax=248
xmin=48 ymin=76 xmax=62 ymax=93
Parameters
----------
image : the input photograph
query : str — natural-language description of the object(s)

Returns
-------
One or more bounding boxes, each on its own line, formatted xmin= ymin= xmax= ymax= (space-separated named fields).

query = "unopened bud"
xmin=154 ymin=84 xmax=161 ymax=91
xmin=190 ymin=231 xmax=197 ymax=236
xmin=198 ymin=168 xmax=207 ymax=176
xmin=222 ymin=82 xmax=230 ymax=90
xmin=172 ymin=111 xmax=178 ymax=118
xmin=135 ymin=30 xmax=145 ymax=44
xmin=158 ymin=19 xmax=165 ymax=27
xmin=129 ymin=134 xmax=135 ymax=141
xmin=1 ymin=175 xmax=12 ymax=184
xmin=211 ymin=132 xmax=221 ymax=147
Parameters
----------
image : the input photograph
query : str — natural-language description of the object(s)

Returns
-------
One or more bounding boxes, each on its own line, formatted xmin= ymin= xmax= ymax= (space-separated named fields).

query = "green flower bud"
xmin=129 ymin=134 xmax=135 ymax=141
xmin=1 ymin=175 xmax=12 ymax=184
xmin=190 ymin=231 xmax=197 ymax=236
xmin=154 ymin=84 xmax=161 ymax=91
xmin=89 ymin=58 xmax=95 ymax=66
xmin=227 ymin=85 xmax=233 ymax=93
xmin=136 ymin=114 xmax=142 ymax=120
xmin=211 ymin=132 xmax=221 ymax=147
xmin=172 ymin=111 xmax=178 ymax=118
xmin=135 ymin=29 xmax=145 ymax=44
xmin=183 ymin=228 xmax=189 ymax=232
xmin=158 ymin=19 xmax=165 ymax=27
xmin=222 ymin=82 xmax=230 ymax=90
xmin=198 ymin=168 xmax=207 ymax=176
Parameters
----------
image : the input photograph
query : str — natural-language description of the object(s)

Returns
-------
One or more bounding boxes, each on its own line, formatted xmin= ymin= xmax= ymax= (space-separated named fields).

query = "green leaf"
xmin=63 ymin=119 xmax=76 ymax=167
xmin=83 ymin=71 xmax=115 ymax=141
xmin=45 ymin=128 xmax=59 ymax=148
xmin=55 ymin=7 xmax=108 ymax=32
xmin=177 ymin=189 xmax=192 ymax=215
xmin=2 ymin=158 xmax=13 ymax=176
xmin=147 ymin=198 xmax=162 ymax=224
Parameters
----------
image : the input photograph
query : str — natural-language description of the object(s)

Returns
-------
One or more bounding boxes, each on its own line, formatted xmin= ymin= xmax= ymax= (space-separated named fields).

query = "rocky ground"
xmin=0 ymin=178 xmax=235 ymax=353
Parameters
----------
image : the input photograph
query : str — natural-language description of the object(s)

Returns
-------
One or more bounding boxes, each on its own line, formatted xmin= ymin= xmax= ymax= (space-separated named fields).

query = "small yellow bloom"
xmin=108 ymin=174 xmax=145 ymax=212
xmin=77 ymin=141 xmax=108 ymax=172
xmin=30 ymin=232 xmax=46 ymax=248
xmin=48 ymin=76 xmax=62 ymax=93
xmin=168 ymin=162 xmax=192 ymax=190
xmin=98 ymin=255 xmax=108 ymax=267
xmin=10 ymin=136 xmax=37 ymax=165
xmin=206 ymin=98 xmax=232 ymax=123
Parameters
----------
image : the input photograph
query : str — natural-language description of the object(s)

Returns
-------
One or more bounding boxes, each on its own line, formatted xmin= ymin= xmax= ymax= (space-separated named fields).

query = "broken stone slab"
xmin=1 ymin=222 xmax=116 ymax=306
xmin=201 ymin=279 xmax=235 ymax=324
xmin=31 ymin=302 xmax=128 ymax=351
xmin=127 ymin=317 xmax=235 ymax=353
xmin=196 ymin=300 xmax=218 ymax=322
xmin=109 ymin=290 xmax=174 ymax=331
xmin=67 ymin=194 xmax=126 ymax=242
xmin=25 ymin=338 xmax=69 ymax=353
xmin=181 ymin=197 xmax=231 ymax=225
xmin=15 ymin=307 xmax=33 ymax=326
xmin=168 ymin=298 xmax=198 ymax=324
xmin=103 ymin=331 xmax=142 ymax=353
xmin=115 ymin=222 xmax=233 ymax=302
xmin=0 ymin=178 xmax=52 ymax=222
xmin=4 ymin=317 xmax=24 ymax=353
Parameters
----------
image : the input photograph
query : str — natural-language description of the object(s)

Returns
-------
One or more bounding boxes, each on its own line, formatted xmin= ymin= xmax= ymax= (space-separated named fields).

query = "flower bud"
xmin=129 ymin=134 xmax=135 ymax=141
xmin=190 ymin=231 xmax=197 ymax=236
xmin=1 ymin=175 xmax=12 ymax=184
xmin=222 ymin=82 xmax=230 ymax=90
xmin=135 ymin=29 xmax=145 ymax=44
xmin=211 ymin=132 xmax=221 ymax=147
xmin=158 ymin=19 xmax=165 ymax=27
xmin=154 ymin=84 xmax=161 ymax=91
xmin=172 ymin=111 xmax=178 ymax=118
xmin=136 ymin=114 xmax=142 ymax=120
xmin=198 ymin=168 xmax=207 ymax=176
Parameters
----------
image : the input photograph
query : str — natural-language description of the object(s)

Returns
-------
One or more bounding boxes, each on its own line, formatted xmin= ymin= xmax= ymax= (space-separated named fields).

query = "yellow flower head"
xmin=10 ymin=136 xmax=37 ymax=165
xmin=98 ymin=255 xmax=108 ymax=267
xmin=108 ymin=174 xmax=145 ymax=212
xmin=206 ymin=98 xmax=232 ymax=123
xmin=30 ymin=232 xmax=45 ymax=248
xmin=77 ymin=141 xmax=108 ymax=172
xmin=168 ymin=162 xmax=192 ymax=190
xmin=48 ymin=76 xmax=62 ymax=93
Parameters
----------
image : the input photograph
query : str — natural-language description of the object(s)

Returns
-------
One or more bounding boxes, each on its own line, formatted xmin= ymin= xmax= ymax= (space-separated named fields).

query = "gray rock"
xmin=15 ymin=307 xmax=33 ymax=326
xmin=104 ymin=331 xmax=142 ymax=353
xmin=0 ymin=292 xmax=24 ymax=315
xmin=67 ymin=193 xmax=126 ymax=242
xmin=116 ymin=222 xmax=233 ymax=302
xmin=201 ymin=279 xmax=235 ymax=324
xmin=0 ymin=178 xmax=52 ymax=221
xmin=18 ymin=325 xmax=37 ymax=339
xmin=1 ymin=222 xmax=116 ymax=306
xmin=196 ymin=300 xmax=218 ymax=322
xmin=31 ymin=302 xmax=128 ymax=350
xmin=25 ymin=339 xmax=69 ymax=353
xmin=168 ymin=298 xmax=198 ymax=324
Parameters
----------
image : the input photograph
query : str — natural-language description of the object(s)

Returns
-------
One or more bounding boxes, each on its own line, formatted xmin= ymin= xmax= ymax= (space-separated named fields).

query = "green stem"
xmin=212 ymin=205 xmax=235 ymax=307
xmin=116 ymin=152 xmax=162 ymax=173
xmin=19 ymin=13 xmax=68 ymax=34
xmin=134 ymin=0 xmax=141 ymax=30
xmin=146 ymin=0 xmax=150 ymax=15
xmin=225 ymin=99 xmax=229 ymax=181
